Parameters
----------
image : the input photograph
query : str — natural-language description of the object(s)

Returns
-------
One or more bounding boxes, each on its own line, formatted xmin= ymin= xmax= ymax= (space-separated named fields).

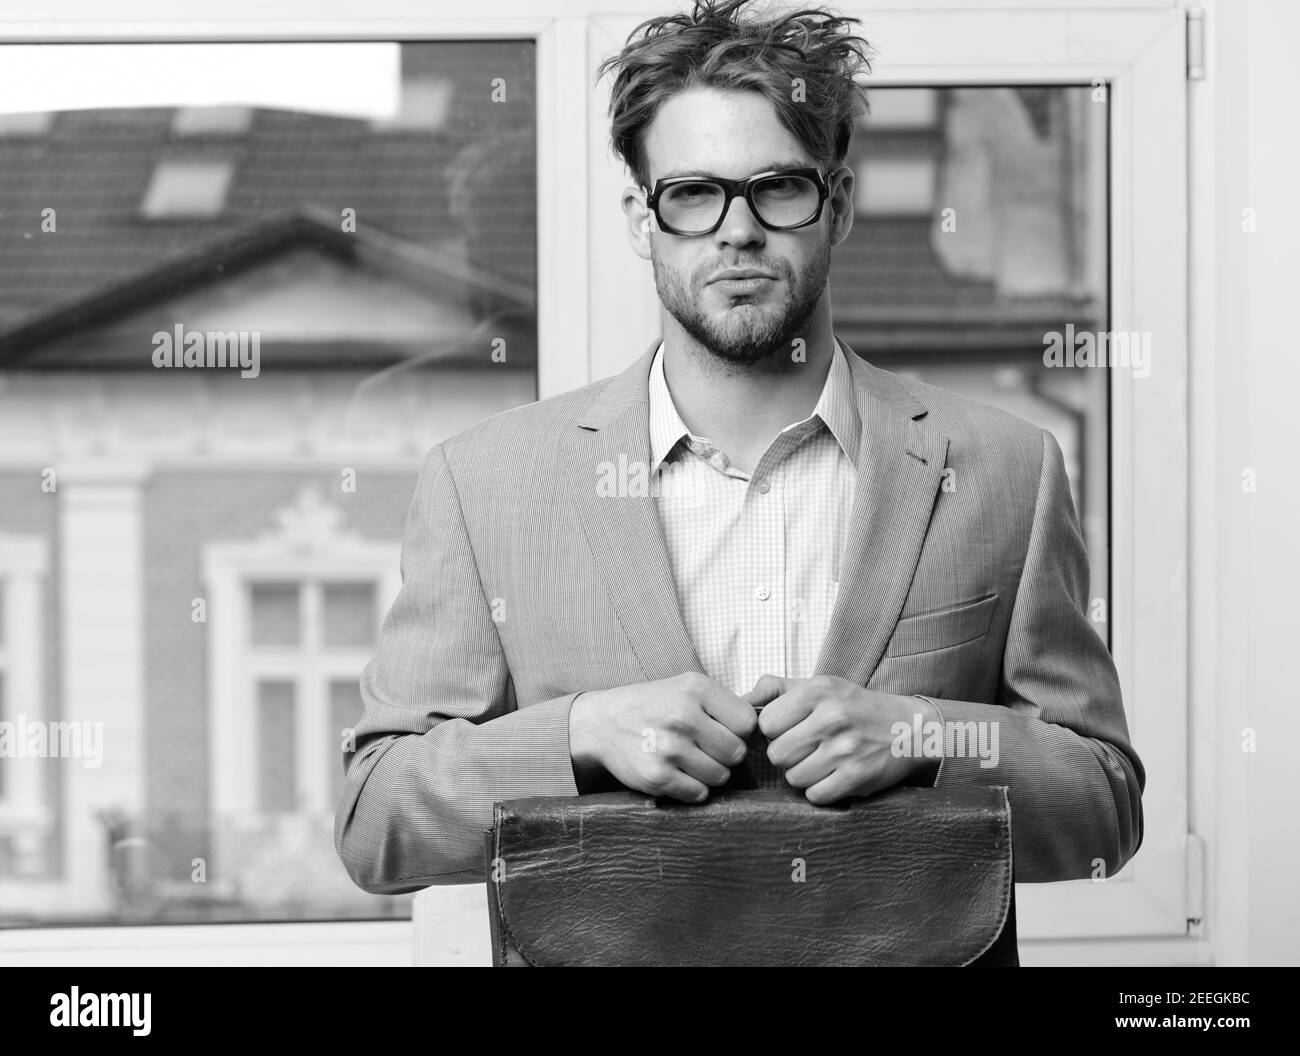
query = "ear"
xmin=622 ymin=184 xmax=654 ymax=261
xmin=826 ymin=165 xmax=855 ymax=247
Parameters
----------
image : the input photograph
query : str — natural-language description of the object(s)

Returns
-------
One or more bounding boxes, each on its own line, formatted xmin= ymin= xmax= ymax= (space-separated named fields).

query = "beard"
xmin=650 ymin=238 xmax=830 ymax=375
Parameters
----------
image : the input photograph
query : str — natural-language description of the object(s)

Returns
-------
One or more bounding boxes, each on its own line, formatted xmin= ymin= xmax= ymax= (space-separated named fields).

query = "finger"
xmin=689 ymin=716 xmax=750 ymax=769
xmin=757 ymin=679 xmax=817 ymax=739
xmin=697 ymin=681 xmax=759 ymax=737
xmin=804 ymin=764 xmax=890 ymax=806
xmin=653 ymin=770 xmax=711 ymax=803
xmin=767 ymin=715 xmax=823 ymax=771
xmin=674 ymin=744 xmax=733 ymax=788
xmin=780 ymin=741 xmax=835 ymax=789
xmin=742 ymin=673 xmax=794 ymax=708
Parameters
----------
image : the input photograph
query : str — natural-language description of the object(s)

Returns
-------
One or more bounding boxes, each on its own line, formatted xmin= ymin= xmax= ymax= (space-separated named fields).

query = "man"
xmin=335 ymin=0 xmax=1143 ymax=894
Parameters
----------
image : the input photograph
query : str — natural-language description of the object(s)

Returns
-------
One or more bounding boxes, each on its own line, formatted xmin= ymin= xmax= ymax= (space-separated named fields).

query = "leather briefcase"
xmin=484 ymin=782 xmax=1018 ymax=966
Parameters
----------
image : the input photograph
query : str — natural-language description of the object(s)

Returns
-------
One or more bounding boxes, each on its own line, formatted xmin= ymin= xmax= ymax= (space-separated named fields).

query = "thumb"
xmin=742 ymin=673 xmax=793 ymax=707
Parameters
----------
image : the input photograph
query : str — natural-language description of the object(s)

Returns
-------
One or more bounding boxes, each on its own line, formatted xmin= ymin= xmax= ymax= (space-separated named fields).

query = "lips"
xmin=709 ymin=269 xmax=776 ymax=282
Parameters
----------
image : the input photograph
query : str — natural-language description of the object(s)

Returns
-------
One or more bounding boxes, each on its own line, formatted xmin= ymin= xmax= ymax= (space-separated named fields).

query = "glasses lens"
xmin=751 ymin=174 xmax=820 ymax=228
xmin=658 ymin=181 xmax=726 ymax=233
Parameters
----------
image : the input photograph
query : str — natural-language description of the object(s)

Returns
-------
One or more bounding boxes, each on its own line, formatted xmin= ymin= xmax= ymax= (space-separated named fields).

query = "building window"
xmin=172 ymin=105 xmax=253 ymax=136
xmin=197 ymin=485 xmax=401 ymax=920
xmin=369 ymin=76 xmax=454 ymax=132
xmin=243 ymin=575 xmax=380 ymax=815
xmin=0 ymin=111 xmax=54 ymax=137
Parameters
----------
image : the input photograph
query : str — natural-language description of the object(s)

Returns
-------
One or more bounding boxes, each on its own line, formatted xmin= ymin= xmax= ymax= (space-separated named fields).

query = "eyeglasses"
xmin=643 ymin=167 xmax=830 ymax=236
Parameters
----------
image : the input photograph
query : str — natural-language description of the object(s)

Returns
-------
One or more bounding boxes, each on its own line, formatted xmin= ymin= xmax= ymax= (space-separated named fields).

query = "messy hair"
xmin=597 ymin=0 xmax=873 ymax=189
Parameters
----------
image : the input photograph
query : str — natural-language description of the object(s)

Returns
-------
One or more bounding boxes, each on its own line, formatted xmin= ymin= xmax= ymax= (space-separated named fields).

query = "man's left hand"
xmin=744 ymin=674 xmax=939 ymax=804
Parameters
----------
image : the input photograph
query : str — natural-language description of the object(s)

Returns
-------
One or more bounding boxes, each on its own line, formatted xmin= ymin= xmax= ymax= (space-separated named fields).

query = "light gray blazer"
xmin=335 ymin=336 xmax=1144 ymax=893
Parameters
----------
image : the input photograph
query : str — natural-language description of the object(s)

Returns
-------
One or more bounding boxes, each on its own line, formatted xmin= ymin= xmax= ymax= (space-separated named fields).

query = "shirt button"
xmin=755 ymin=586 xmax=771 ymax=601
xmin=756 ymin=478 xmax=771 ymax=494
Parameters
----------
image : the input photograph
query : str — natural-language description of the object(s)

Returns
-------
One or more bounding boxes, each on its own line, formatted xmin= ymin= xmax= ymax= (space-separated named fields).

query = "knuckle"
xmin=643 ymin=764 xmax=672 ymax=795
xmin=657 ymin=736 xmax=682 ymax=762
xmin=820 ymin=701 xmax=847 ymax=730
xmin=830 ymin=732 xmax=860 ymax=760
xmin=680 ymin=671 xmax=709 ymax=695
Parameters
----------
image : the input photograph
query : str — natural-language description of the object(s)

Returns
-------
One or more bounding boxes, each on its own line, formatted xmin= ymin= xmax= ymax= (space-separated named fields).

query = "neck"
xmin=660 ymin=298 xmax=836 ymax=474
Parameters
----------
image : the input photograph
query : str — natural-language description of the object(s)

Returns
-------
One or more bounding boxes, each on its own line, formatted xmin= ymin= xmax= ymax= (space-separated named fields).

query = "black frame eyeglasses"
xmin=642 ymin=167 xmax=830 ymax=236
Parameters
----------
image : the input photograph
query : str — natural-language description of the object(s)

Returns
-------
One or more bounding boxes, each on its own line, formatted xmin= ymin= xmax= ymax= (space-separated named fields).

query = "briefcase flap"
xmin=486 ymin=785 xmax=1012 ymax=966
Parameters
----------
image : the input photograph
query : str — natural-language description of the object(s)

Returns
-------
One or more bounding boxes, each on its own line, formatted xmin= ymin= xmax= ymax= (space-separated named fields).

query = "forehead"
xmin=641 ymin=87 xmax=814 ymax=182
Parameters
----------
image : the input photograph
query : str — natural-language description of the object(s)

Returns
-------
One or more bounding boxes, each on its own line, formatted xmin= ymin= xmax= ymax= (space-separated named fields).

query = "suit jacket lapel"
xmin=815 ymin=339 xmax=949 ymax=685
xmin=564 ymin=335 xmax=948 ymax=688
xmin=563 ymin=338 xmax=706 ymax=682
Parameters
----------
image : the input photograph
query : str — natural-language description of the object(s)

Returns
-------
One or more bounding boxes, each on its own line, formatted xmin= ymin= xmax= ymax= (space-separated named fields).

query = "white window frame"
xmin=587 ymin=5 xmax=1191 ymax=950
xmin=0 ymin=0 xmax=1192 ymax=967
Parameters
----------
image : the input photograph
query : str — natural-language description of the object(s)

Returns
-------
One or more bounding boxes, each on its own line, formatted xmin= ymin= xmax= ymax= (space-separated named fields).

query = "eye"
xmin=757 ymin=176 xmax=802 ymax=198
xmin=663 ymin=181 xmax=721 ymax=205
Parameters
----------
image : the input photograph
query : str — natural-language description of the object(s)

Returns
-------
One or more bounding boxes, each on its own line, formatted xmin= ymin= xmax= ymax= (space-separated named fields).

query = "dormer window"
xmin=140 ymin=158 xmax=234 ymax=218
xmin=369 ymin=76 xmax=453 ymax=132
xmin=172 ymin=106 xmax=253 ymax=136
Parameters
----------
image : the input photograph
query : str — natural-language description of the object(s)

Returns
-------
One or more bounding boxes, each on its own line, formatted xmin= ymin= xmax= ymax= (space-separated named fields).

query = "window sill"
xmin=0 ymin=919 xmax=413 ymax=967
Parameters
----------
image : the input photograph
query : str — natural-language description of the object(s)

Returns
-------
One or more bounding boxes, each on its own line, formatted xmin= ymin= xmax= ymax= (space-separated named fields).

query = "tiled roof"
xmin=0 ymin=207 xmax=535 ymax=368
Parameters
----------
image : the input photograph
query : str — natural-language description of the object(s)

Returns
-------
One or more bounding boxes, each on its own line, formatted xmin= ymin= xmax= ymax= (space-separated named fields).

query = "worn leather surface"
xmin=486 ymin=785 xmax=1013 ymax=967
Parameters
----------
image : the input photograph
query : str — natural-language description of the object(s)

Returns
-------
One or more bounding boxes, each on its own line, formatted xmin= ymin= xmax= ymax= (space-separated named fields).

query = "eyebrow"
xmin=655 ymin=159 xmax=815 ymax=181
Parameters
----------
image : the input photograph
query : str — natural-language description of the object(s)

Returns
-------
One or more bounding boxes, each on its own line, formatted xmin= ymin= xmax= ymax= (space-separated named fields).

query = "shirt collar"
xmin=648 ymin=339 xmax=862 ymax=472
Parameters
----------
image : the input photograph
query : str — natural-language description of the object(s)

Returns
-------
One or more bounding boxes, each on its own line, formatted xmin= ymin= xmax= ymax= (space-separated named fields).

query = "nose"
xmin=713 ymin=192 xmax=766 ymax=249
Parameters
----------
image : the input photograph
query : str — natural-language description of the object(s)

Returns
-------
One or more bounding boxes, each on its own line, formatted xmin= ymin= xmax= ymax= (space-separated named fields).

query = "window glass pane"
xmin=249 ymin=583 xmax=300 ymax=647
xmin=837 ymin=85 xmax=1110 ymax=643
xmin=140 ymin=159 xmax=235 ymax=218
xmin=257 ymin=680 xmax=297 ymax=814
xmin=0 ymin=111 xmax=52 ymax=136
xmin=172 ymin=105 xmax=253 ymax=136
xmin=0 ymin=38 xmax=524 ymax=925
xmin=322 ymin=582 xmax=376 ymax=647
xmin=0 ymin=671 xmax=6 ymax=801
xmin=330 ymin=678 xmax=362 ymax=804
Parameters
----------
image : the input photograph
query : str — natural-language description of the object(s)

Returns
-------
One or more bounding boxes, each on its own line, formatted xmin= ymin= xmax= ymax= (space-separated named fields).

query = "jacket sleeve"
xmin=920 ymin=428 xmax=1145 ymax=883
xmin=334 ymin=443 xmax=580 ymax=894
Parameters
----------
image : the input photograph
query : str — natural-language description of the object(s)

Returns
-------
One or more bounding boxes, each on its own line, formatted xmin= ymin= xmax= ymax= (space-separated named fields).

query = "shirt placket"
xmin=738 ymin=438 xmax=795 ymax=693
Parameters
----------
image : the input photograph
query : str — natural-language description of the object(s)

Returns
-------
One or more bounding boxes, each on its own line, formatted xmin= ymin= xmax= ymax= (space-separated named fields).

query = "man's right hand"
xmin=568 ymin=672 xmax=757 ymax=801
